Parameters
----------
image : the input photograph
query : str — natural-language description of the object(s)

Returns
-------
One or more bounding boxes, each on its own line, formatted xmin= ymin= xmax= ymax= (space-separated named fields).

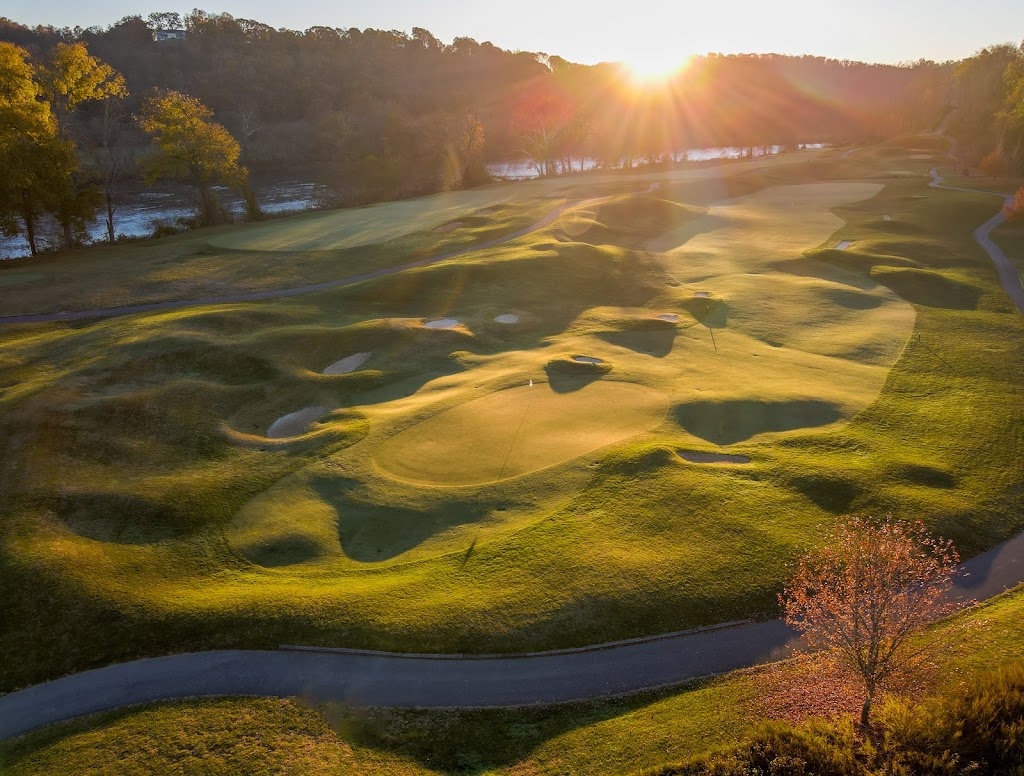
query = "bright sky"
xmin=9 ymin=0 xmax=1024 ymax=66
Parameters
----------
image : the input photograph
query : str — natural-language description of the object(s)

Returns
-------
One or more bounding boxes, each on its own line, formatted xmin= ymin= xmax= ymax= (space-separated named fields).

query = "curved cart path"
xmin=1 ymin=531 xmax=1022 ymax=739
xmin=929 ymin=167 xmax=1024 ymax=314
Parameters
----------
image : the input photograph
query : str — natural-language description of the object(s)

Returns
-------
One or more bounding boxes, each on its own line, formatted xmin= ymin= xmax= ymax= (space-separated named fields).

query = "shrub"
xmin=978 ymin=150 xmax=1009 ymax=177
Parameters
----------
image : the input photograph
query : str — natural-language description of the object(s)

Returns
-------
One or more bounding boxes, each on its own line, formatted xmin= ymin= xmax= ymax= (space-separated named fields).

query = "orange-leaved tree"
xmin=781 ymin=515 xmax=960 ymax=731
xmin=1005 ymin=186 xmax=1024 ymax=222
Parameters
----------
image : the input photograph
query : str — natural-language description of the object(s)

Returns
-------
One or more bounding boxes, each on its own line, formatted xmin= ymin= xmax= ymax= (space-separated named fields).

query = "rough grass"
xmin=1 ymin=143 xmax=1023 ymax=696
xmin=5 ymin=582 xmax=1024 ymax=776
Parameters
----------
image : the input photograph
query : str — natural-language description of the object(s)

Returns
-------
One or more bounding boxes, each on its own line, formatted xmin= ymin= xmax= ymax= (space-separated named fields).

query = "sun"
xmin=622 ymin=52 xmax=690 ymax=84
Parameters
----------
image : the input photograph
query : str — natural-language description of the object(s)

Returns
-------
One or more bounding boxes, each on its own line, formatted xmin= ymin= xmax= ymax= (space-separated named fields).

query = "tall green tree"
xmin=39 ymin=42 xmax=127 ymax=247
xmin=137 ymin=89 xmax=252 ymax=226
xmin=0 ymin=41 xmax=67 ymax=256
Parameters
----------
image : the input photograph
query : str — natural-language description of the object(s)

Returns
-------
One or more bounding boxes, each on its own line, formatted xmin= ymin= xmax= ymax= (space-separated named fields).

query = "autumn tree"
xmin=138 ymin=89 xmax=252 ymax=226
xmin=978 ymin=149 xmax=1010 ymax=177
xmin=0 ymin=41 xmax=65 ymax=255
xmin=1005 ymin=186 xmax=1024 ymax=222
xmin=37 ymin=42 xmax=127 ymax=247
xmin=781 ymin=515 xmax=960 ymax=731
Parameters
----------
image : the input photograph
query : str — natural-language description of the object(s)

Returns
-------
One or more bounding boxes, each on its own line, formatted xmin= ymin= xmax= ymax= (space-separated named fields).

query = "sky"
xmin=7 ymin=0 xmax=1024 ymax=68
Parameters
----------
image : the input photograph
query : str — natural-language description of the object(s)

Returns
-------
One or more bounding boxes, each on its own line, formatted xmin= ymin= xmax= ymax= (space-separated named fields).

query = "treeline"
xmin=1 ymin=39 xmax=255 ymax=254
xmin=3 ymin=13 xmax=948 ymax=174
xmin=947 ymin=42 xmax=1024 ymax=174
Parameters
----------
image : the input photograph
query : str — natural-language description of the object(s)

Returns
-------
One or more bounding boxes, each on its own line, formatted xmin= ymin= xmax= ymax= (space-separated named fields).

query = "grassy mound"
xmin=869 ymin=266 xmax=982 ymax=309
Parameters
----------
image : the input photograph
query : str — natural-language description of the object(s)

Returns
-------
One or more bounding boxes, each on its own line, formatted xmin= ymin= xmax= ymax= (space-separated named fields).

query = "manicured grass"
xmin=5 ymin=582 xmax=1024 ymax=775
xmin=1 ymin=140 xmax=1022 ymax=696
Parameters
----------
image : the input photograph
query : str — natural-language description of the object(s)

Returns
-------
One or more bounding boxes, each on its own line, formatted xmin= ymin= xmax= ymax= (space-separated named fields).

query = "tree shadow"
xmin=673 ymin=399 xmax=841 ymax=445
xmin=597 ymin=328 xmax=677 ymax=358
xmin=542 ymin=361 xmax=608 ymax=393
xmin=311 ymin=475 xmax=482 ymax=562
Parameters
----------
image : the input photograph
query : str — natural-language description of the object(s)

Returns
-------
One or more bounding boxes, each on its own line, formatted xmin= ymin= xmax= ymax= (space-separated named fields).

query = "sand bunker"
xmin=267 ymin=406 xmax=327 ymax=439
xmin=374 ymin=381 xmax=667 ymax=485
xmin=573 ymin=356 xmax=604 ymax=364
xmin=424 ymin=318 xmax=461 ymax=329
xmin=434 ymin=221 xmax=463 ymax=233
xmin=656 ymin=314 xmax=680 ymax=322
xmin=694 ymin=291 xmax=710 ymax=298
xmin=678 ymin=450 xmax=751 ymax=464
xmin=883 ymin=215 xmax=892 ymax=221
xmin=494 ymin=313 xmax=520 ymax=324
xmin=323 ymin=352 xmax=372 ymax=375
xmin=836 ymin=240 xmax=855 ymax=250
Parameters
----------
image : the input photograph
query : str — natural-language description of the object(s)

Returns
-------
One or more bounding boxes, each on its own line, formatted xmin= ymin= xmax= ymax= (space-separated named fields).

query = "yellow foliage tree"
xmin=138 ymin=90 xmax=251 ymax=226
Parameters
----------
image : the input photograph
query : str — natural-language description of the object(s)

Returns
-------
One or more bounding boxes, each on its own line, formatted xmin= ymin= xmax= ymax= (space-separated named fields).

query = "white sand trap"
xmin=656 ymin=313 xmax=680 ymax=322
xmin=494 ymin=313 xmax=520 ymax=324
xmin=694 ymin=291 xmax=711 ymax=298
xmin=836 ymin=240 xmax=855 ymax=250
xmin=434 ymin=221 xmax=463 ymax=233
xmin=883 ymin=214 xmax=892 ymax=221
xmin=424 ymin=318 xmax=461 ymax=329
xmin=323 ymin=352 xmax=371 ymax=375
xmin=573 ymin=355 xmax=604 ymax=364
xmin=267 ymin=405 xmax=327 ymax=439
xmin=678 ymin=450 xmax=751 ymax=464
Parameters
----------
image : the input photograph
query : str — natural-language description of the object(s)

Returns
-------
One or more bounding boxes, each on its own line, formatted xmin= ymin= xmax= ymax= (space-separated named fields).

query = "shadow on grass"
xmin=311 ymin=476 xmax=484 ymax=562
xmin=597 ymin=328 xmax=677 ymax=357
xmin=673 ymin=399 xmax=841 ymax=445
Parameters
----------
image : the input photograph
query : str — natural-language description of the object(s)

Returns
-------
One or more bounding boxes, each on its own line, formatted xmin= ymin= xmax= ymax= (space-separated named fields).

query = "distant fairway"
xmin=373 ymin=381 xmax=668 ymax=485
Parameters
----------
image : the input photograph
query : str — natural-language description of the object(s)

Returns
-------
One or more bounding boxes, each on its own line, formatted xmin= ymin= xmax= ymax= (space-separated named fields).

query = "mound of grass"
xmin=870 ymin=266 xmax=982 ymax=309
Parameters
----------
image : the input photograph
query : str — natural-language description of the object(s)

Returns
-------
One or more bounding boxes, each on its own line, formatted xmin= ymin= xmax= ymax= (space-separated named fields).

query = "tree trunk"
xmin=20 ymin=190 xmax=38 ymax=257
xmin=198 ymin=181 xmax=214 ymax=226
xmin=860 ymin=693 xmax=873 ymax=731
xmin=105 ymin=191 xmax=116 ymax=243
xmin=62 ymin=220 xmax=74 ymax=251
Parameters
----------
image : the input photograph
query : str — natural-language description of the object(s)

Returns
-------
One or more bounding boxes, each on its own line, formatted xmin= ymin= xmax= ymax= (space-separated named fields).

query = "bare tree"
xmin=781 ymin=515 xmax=960 ymax=730
xmin=91 ymin=93 xmax=133 ymax=243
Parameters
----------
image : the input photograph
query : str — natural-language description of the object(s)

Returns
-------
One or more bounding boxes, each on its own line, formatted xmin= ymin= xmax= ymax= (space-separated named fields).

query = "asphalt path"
xmin=929 ymin=167 xmax=1024 ymax=314
xmin=1 ymin=530 xmax=1022 ymax=739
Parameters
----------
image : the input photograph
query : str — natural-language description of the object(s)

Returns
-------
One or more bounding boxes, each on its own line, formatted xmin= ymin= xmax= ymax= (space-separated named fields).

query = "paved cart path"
xmin=2 ymin=531 xmax=1022 ymax=740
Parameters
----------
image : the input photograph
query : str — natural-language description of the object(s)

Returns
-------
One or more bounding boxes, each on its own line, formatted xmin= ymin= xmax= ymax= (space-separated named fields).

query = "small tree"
xmin=137 ymin=89 xmax=252 ymax=226
xmin=1005 ymin=186 xmax=1024 ymax=223
xmin=781 ymin=515 xmax=960 ymax=731
xmin=978 ymin=149 xmax=1009 ymax=177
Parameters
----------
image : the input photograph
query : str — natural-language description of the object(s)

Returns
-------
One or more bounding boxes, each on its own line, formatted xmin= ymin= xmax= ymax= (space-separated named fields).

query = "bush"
xmin=978 ymin=150 xmax=1009 ymax=177
xmin=1004 ymin=187 xmax=1024 ymax=223
xmin=653 ymin=664 xmax=1024 ymax=776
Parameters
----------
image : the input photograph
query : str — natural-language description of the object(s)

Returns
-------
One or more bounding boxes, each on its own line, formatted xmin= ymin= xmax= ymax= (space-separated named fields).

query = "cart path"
xmin=929 ymin=167 xmax=1024 ymax=314
xmin=1 ymin=530 xmax=1022 ymax=740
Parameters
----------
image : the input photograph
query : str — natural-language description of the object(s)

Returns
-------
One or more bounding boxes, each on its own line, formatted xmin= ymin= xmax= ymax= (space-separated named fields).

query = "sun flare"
xmin=622 ymin=52 xmax=690 ymax=83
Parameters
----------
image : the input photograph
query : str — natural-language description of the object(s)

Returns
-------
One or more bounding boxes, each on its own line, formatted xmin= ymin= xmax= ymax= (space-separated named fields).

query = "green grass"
xmin=5 ymin=582 xmax=1024 ymax=775
xmin=1 ymin=140 xmax=1023 ymax=696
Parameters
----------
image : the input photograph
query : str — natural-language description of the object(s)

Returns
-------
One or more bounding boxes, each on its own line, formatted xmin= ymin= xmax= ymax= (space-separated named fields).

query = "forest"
xmin=1 ymin=11 xmax=1022 ymax=253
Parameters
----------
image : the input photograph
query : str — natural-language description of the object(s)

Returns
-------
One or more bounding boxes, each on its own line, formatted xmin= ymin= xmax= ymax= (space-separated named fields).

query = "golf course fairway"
xmin=2 ymin=141 xmax=1023 ymax=695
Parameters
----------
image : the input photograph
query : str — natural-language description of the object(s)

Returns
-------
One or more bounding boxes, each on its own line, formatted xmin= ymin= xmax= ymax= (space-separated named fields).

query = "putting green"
xmin=373 ymin=381 xmax=668 ymax=486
